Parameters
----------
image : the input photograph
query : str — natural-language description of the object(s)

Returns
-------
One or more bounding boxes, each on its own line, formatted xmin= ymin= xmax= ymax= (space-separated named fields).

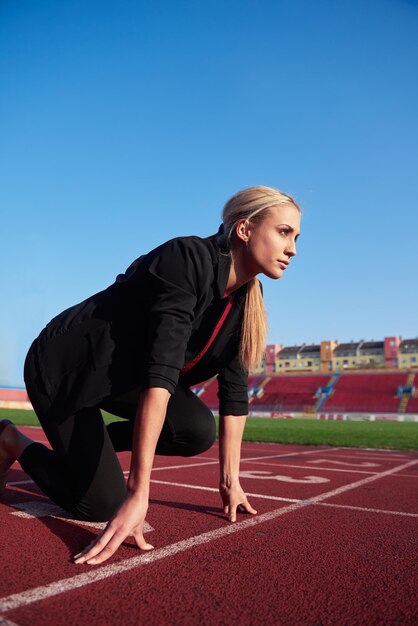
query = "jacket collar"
xmin=207 ymin=233 xmax=248 ymax=302
xmin=205 ymin=232 xmax=230 ymax=299
xmin=217 ymin=249 xmax=232 ymax=299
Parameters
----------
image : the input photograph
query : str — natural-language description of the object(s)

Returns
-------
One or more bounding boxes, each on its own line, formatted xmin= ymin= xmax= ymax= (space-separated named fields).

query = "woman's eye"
xmin=279 ymin=229 xmax=289 ymax=236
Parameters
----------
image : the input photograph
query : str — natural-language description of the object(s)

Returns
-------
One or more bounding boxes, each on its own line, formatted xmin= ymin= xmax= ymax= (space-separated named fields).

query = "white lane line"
xmin=241 ymin=448 xmax=340 ymax=462
xmin=168 ymin=450 xmax=334 ymax=472
xmin=154 ymin=479 xmax=418 ymax=516
xmin=139 ymin=451 xmax=323 ymax=475
xmin=391 ymin=473 xmax=418 ymax=479
xmin=1 ymin=457 xmax=417 ymax=613
xmin=240 ymin=445 xmax=341 ymax=453
xmin=150 ymin=479 xmax=300 ymax=502
xmin=311 ymin=501 xmax=418 ymax=518
xmin=150 ymin=478 xmax=418 ymax=517
xmin=7 ymin=463 xmax=221 ymax=487
xmin=152 ymin=460 xmax=219 ymax=471
xmin=316 ymin=451 xmax=412 ymax=460
xmin=0 ymin=502 xmax=309 ymax=613
xmin=251 ymin=462 xmax=418 ymax=478
xmin=123 ymin=449 xmax=333 ymax=477
xmin=309 ymin=458 xmax=418 ymax=504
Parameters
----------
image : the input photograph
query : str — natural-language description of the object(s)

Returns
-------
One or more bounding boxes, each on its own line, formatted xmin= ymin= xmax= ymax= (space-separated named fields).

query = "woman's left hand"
xmin=219 ymin=480 xmax=257 ymax=522
xmin=73 ymin=491 xmax=153 ymax=565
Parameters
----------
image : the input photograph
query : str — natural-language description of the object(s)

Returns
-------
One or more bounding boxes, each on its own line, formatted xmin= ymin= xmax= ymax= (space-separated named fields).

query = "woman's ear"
xmin=235 ymin=219 xmax=250 ymax=243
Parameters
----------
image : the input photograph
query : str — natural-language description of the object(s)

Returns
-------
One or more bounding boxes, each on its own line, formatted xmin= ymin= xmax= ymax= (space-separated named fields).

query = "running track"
xmin=1 ymin=426 xmax=417 ymax=625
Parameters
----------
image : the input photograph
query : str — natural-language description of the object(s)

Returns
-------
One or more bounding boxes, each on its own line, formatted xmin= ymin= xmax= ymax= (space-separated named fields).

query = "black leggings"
xmin=20 ymin=350 xmax=216 ymax=522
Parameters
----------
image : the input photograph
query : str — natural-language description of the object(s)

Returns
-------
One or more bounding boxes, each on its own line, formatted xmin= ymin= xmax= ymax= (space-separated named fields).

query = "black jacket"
xmin=28 ymin=234 xmax=249 ymax=417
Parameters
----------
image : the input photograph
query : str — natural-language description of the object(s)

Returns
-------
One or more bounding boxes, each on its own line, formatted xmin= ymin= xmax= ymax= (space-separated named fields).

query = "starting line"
xmin=9 ymin=501 xmax=154 ymax=533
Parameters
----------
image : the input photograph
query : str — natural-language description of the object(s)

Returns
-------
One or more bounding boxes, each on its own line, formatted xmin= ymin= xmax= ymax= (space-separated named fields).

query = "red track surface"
xmin=1 ymin=427 xmax=417 ymax=625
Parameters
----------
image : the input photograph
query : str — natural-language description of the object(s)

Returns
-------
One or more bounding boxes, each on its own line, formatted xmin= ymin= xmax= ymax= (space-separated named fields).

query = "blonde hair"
xmin=220 ymin=185 xmax=300 ymax=372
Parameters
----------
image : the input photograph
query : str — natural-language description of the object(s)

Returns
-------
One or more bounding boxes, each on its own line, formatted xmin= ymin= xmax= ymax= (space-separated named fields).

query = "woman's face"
xmin=242 ymin=203 xmax=301 ymax=280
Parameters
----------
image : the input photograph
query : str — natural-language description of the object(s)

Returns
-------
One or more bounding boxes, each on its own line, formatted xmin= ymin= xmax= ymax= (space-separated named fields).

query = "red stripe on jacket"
xmin=181 ymin=295 xmax=234 ymax=375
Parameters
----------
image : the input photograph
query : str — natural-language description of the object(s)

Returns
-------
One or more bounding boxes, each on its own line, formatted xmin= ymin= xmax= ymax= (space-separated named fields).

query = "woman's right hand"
xmin=73 ymin=490 xmax=154 ymax=565
xmin=219 ymin=479 xmax=257 ymax=523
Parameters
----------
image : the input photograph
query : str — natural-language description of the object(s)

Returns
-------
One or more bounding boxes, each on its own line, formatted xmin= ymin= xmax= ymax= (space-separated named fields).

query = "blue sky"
xmin=1 ymin=0 xmax=417 ymax=386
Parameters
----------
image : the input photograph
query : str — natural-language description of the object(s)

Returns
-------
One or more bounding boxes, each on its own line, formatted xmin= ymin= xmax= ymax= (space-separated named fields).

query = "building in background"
xmin=264 ymin=344 xmax=281 ymax=373
xmin=276 ymin=344 xmax=321 ymax=372
xmin=399 ymin=339 xmax=418 ymax=369
xmin=266 ymin=336 xmax=418 ymax=373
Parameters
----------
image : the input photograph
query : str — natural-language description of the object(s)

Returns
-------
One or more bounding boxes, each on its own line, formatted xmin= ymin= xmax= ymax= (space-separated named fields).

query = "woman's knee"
xmin=72 ymin=479 xmax=127 ymax=522
xmin=182 ymin=415 xmax=216 ymax=456
xmin=165 ymin=385 xmax=217 ymax=456
xmin=72 ymin=491 xmax=125 ymax=523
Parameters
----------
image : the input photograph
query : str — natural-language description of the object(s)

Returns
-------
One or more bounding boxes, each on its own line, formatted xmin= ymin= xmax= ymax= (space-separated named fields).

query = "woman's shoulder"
xmin=115 ymin=235 xmax=218 ymax=288
xmin=142 ymin=235 xmax=220 ymax=300
xmin=153 ymin=234 xmax=216 ymax=257
xmin=146 ymin=234 xmax=217 ymax=271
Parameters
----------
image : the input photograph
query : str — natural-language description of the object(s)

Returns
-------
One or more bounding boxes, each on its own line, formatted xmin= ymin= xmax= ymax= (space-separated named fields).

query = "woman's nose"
xmin=286 ymin=240 xmax=297 ymax=257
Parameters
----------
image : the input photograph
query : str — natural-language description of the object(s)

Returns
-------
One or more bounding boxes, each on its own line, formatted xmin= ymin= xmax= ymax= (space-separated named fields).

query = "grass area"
xmin=1 ymin=408 xmax=417 ymax=450
xmin=0 ymin=409 xmax=125 ymax=427
xmin=240 ymin=417 xmax=418 ymax=450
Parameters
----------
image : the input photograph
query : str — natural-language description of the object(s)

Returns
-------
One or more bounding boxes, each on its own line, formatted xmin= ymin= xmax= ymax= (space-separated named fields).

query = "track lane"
xmin=1 ymin=441 xmax=417 ymax=625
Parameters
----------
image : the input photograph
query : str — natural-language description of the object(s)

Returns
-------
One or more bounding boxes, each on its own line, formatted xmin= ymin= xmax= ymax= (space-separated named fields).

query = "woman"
xmin=0 ymin=185 xmax=301 ymax=565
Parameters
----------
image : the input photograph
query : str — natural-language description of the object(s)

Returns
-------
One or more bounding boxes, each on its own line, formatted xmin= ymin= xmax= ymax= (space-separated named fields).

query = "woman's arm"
xmin=74 ymin=387 xmax=170 ymax=565
xmin=218 ymin=414 xmax=257 ymax=522
xmin=127 ymin=387 xmax=170 ymax=495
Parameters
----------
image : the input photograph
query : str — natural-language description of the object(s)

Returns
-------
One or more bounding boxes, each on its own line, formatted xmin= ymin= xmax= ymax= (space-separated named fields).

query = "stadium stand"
xmin=403 ymin=372 xmax=418 ymax=413
xmin=3 ymin=371 xmax=418 ymax=417
xmin=193 ymin=378 xmax=218 ymax=410
xmin=0 ymin=388 xmax=29 ymax=402
xmin=0 ymin=387 xmax=31 ymax=410
xmin=249 ymin=375 xmax=330 ymax=412
xmin=322 ymin=372 xmax=408 ymax=413
xmin=189 ymin=371 xmax=418 ymax=417
xmin=247 ymin=375 xmax=269 ymax=400
xmin=406 ymin=396 xmax=418 ymax=413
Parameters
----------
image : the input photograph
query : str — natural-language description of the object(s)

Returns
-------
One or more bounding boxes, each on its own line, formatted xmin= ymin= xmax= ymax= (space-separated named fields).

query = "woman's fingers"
xmin=83 ymin=530 xmax=126 ymax=565
xmin=229 ymin=506 xmax=238 ymax=523
xmin=228 ymin=498 xmax=257 ymax=522
xmin=73 ymin=491 xmax=153 ymax=565
xmin=74 ymin=523 xmax=154 ymax=565
xmin=133 ymin=529 xmax=154 ymax=551
xmin=73 ymin=525 xmax=114 ymax=563
xmin=74 ymin=528 xmax=116 ymax=564
xmin=240 ymin=500 xmax=257 ymax=516
xmin=76 ymin=526 xmax=132 ymax=565
xmin=219 ymin=482 xmax=258 ymax=522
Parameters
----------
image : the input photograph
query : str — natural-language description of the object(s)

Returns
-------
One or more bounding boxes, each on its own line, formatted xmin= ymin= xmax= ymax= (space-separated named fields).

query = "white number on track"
xmin=239 ymin=470 xmax=329 ymax=484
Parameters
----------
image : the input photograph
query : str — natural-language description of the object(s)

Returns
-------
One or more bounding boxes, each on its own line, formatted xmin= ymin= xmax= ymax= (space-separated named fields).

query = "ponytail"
xmin=240 ymin=278 xmax=267 ymax=372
